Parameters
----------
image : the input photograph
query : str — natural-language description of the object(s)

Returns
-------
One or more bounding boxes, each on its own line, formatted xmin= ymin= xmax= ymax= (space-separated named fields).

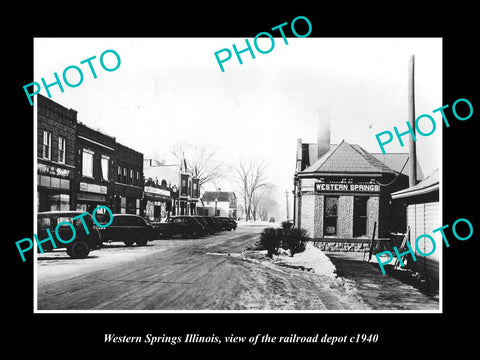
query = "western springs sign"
xmin=315 ymin=180 xmax=380 ymax=193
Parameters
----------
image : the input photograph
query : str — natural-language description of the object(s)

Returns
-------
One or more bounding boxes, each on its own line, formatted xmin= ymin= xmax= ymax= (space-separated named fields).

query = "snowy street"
xmin=36 ymin=223 xmax=438 ymax=311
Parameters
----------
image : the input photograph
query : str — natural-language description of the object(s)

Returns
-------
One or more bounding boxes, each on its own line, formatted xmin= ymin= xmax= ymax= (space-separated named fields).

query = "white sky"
xmin=34 ymin=37 xmax=442 ymax=219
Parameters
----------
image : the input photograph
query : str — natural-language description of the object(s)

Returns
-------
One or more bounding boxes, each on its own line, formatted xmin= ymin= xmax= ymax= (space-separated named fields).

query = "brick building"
xmin=75 ymin=122 xmax=116 ymax=213
xmin=37 ymin=94 xmax=77 ymax=211
xmin=37 ymin=95 xmax=146 ymax=216
xmin=114 ymin=143 xmax=144 ymax=215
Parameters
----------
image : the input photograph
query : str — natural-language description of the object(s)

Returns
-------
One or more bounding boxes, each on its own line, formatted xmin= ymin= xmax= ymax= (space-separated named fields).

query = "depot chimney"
xmin=317 ymin=108 xmax=331 ymax=159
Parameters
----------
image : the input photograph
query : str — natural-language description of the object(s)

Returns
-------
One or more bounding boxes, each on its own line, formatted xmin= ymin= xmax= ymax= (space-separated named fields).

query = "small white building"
xmin=199 ymin=191 xmax=237 ymax=218
xmin=391 ymin=169 xmax=440 ymax=281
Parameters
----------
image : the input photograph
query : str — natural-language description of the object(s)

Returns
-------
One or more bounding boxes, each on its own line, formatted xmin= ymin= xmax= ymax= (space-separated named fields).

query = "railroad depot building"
xmin=293 ymin=123 xmax=422 ymax=251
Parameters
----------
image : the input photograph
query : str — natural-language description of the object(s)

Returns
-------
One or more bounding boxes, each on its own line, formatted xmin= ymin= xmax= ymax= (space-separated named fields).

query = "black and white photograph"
xmin=6 ymin=7 xmax=478 ymax=356
xmin=33 ymin=37 xmax=442 ymax=312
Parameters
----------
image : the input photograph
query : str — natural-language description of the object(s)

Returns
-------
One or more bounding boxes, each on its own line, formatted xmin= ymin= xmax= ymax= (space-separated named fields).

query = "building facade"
xmin=37 ymin=96 xmax=147 ymax=216
xmin=179 ymin=169 xmax=200 ymax=216
xmin=114 ymin=143 xmax=144 ymax=215
xmin=37 ymin=94 xmax=77 ymax=212
xmin=199 ymin=191 xmax=237 ymax=218
xmin=143 ymin=177 xmax=171 ymax=222
xmin=143 ymin=159 xmax=200 ymax=217
xmin=75 ymin=122 xmax=116 ymax=213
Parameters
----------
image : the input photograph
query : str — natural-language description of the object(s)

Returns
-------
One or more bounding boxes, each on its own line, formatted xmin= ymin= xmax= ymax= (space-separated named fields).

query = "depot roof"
xmin=300 ymin=140 xmax=397 ymax=176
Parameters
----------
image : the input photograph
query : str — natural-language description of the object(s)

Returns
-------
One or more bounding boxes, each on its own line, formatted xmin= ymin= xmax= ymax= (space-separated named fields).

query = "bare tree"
xmin=170 ymin=142 xmax=226 ymax=188
xmin=253 ymin=183 xmax=280 ymax=221
xmin=231 ymin=158 xmax=269 ymax=221
xmin=150 ymin=151 xmax=167 ymax=166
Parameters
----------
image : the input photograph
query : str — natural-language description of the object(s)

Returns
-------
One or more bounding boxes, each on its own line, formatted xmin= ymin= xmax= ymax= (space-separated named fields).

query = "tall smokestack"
xmin=317 ymin=108 xmax=331 ymax=159
xmin=408 ymin=55 xmax=417 ymax=187
xmin=296 ymin=138 xmax=303 ymax=173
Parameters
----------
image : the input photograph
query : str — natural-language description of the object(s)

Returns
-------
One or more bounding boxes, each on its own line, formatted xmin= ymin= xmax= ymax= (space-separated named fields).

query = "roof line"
xmin=302 ymin=140 xmax=344 ymax=173
xmin=391 ymin=183 xmax=439 ymax=199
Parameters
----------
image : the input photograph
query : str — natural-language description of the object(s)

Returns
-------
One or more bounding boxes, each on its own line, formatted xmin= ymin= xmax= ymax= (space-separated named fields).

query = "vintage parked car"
xmin=98 ymin=214 xmax=156 ymax=246
xmin=203 ymin=216 xmax=224 ymax=232
xmin=37 ymin=211 xmax=102 ymax=258
xmin=155 ymin=215 xmax=206 ymax=239
xmin=193 ymin=215 xmax=215 ymax=235
xmin=215 ymin=216 xmax=238 ymax=231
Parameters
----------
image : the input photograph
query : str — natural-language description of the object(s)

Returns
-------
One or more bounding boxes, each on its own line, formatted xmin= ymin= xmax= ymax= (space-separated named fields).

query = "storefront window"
xmin=324 ymin=196 xmax=338 ymax=236
xmin=48 ymin=194 xmax=70 ymax=211
xmin=353 ymin=196 xmax=368 ymax=237
xmin=76 ymin=203 xmax=87 ymax=212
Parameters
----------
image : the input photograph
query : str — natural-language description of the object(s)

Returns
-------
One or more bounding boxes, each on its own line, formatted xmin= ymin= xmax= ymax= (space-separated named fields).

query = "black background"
xmin=6 ymin=4 xmax=478 ymax=356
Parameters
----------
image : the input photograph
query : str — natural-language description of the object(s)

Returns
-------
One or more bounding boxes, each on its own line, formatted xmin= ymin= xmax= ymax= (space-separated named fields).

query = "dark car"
xmin=215 ymin=216 xmax=237 ymax=231
xmin=155 ymin=215 xmax=206 ymax=239
xmin=203 ymin=216 xmax=224 ymax=232
xmin=193 ymin=215 xmax=216 ymax=235
xmin=99 ymin=214 xmax=156 ymax=246
xmin=37 ymin=211 xmax=102 ymax=258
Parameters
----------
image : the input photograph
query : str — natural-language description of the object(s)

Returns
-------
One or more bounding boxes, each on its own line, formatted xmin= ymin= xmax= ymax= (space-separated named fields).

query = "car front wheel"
xmin=67 ymin=241 xmax=90 ymax=258
xmin=135 ymin=239 xmax=147 ymax=246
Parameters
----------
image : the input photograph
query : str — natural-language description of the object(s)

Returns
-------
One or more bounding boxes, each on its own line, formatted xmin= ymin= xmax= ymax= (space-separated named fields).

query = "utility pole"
xmin=408 ymin=54 xmax=417 ymax=187
xmin=285 ymin=189 xmax=290 ymax=220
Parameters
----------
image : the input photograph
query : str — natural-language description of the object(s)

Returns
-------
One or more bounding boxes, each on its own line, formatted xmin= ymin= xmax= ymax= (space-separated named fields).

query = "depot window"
xmin=353 ymin=196 xmax=369 ymax=237
xmin=324 ymin=196 xmax=338 ymax=236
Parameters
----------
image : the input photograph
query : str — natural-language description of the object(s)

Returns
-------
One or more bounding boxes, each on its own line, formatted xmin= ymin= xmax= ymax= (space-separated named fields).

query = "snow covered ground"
xmin=239 ymin=241 xmax=339 ymax=279
xmin=271 ymin=242 xmax=337 ymax=277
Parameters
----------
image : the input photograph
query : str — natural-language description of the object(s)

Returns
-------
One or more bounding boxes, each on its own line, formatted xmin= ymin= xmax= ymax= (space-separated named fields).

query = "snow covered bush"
xmin=281 ymin=228 xmax=308 ymax=256
xmin=257 ymin=227 xmax=309 ymax=258
xmin=258 ymin=228 xmax=282 ymax=258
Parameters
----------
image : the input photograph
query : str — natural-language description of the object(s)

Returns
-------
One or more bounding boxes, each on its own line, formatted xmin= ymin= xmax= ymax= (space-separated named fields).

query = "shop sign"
xmin=38 ymin=163 xmax=70 ymax=178
xmin=79 ymin=182 xmax=107 ymax=194
xmin=145 ymin=186 xmax=170 ymax=197
xmin=315 ymin=181 xmax=380 ymax=193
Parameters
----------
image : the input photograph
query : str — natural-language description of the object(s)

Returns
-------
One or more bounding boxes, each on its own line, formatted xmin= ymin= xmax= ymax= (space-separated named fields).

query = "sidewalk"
xmin=326 ymin=252 xmax=440 ymax=311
